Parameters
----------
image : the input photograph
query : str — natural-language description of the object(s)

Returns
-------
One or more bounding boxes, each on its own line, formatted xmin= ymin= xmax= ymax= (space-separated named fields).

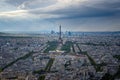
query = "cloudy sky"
xmin=0 ymin=0 xmax=120 ymax=32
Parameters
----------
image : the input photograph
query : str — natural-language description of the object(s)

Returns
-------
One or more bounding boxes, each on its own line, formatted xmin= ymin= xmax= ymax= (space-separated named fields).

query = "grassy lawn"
xmin=113 ymin=55 xmax=120 ymax=78
xmin=44 ymin=41 xmax=59 ymax=53
xmin=38 ymin=75 xmax=46 ymax=80
xmin=113 ymin=55 xmax=120 ymax=60
xmin=101 ymin=65 xmax=120 ymax=80
xmin=33 ymin=58 xmax=55 ymax=80
xmin=0 ymin=68 xmax=2 ymax=72
xmin=45 ymin=58 xmax=55 ymax=72
xmin=76 ymin=44 xmax=82 ymax=52
xmin=61 ymin=41 xmax=73 ymax=53
xmin=33 ymin=69 xmax=45 ymax=74
xmin=84 ymin=52 xmax=105 ymax=72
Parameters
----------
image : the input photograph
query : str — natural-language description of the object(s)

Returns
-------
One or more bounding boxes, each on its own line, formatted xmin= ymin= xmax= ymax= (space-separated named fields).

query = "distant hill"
xmin=0 ymin=32 xmax=5 ymax=34
xmin=0 ymin=32 xmax=15 ymax=37
xmin=0 ymin=31 xmax=120 ymax=37
xmin=0 ymin=32 xmax=7 ymax=35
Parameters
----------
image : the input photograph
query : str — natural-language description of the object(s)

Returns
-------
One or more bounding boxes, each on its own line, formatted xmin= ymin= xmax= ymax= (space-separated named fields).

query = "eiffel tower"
xmin=59 ymin=25 xmax=63 ymax=44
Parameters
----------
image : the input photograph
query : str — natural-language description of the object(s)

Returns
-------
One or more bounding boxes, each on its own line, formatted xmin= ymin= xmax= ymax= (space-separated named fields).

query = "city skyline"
xmin=0 ymin=0 xmax=120 ymax=31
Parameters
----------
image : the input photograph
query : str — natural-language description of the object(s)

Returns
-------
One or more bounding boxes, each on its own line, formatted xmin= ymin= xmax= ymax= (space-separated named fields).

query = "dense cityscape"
xmin=0 ymin=29 xmax=120 ymax=80
xmin=0 ymin=0 xmax=120 ymax=80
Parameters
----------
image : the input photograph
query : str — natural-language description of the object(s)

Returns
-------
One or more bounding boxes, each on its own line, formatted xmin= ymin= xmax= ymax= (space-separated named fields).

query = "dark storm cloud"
xmin=5 ymin=0 xmax=30 ymax=6
xmin=0 ymin=0 xmax=120 ymax=31
xmin=2 ymin=0 xmax=120 ymax=18
xmin=27 ymin=0 xmax=120 ymax=20
xmin=4 ymin=0 xmax=57 ymax=9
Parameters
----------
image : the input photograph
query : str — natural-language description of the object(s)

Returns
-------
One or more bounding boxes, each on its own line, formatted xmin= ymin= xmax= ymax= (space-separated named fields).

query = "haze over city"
xmin=0 ymin=0 xmax=120 ymax=32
